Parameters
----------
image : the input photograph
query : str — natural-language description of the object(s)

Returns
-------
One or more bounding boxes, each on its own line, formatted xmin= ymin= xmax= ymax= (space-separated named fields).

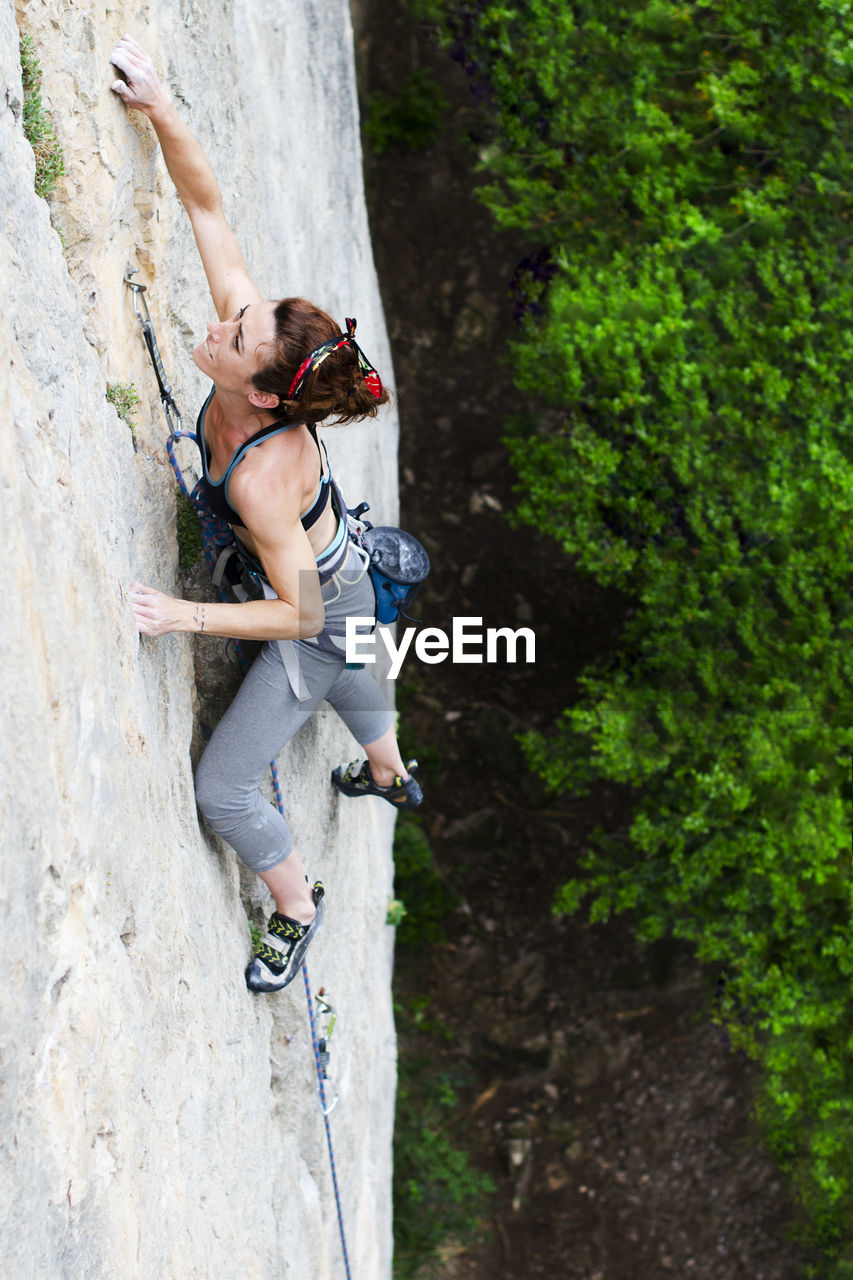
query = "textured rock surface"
xmin=1 ymin=2 xmax=398 ymax=1276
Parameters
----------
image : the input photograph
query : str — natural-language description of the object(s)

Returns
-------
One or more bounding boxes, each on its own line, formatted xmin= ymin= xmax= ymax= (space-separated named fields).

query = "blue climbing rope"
xmin=125 ymin=273 xmax=353 ymax=1279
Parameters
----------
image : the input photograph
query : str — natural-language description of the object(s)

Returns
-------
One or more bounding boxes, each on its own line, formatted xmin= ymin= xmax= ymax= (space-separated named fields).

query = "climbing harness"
xmin=124 ymin=270 xmax=353 ymax=1280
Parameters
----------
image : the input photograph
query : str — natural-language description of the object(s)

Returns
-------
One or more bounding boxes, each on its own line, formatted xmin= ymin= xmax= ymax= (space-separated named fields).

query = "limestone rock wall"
xmin=1 ymin=3 xmax=398 ymax=1277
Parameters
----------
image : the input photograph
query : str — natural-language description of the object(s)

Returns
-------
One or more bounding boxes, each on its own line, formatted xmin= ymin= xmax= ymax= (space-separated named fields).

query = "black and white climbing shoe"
xmin=331 ymin=758 xmax=423 ymax=810
xmin=245 ymin=882 xmax=325 ymax=993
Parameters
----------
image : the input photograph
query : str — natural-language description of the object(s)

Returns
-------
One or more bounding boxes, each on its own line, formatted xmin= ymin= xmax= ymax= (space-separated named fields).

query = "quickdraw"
xmin=315 ymin=989 xmax=339 ymax=1116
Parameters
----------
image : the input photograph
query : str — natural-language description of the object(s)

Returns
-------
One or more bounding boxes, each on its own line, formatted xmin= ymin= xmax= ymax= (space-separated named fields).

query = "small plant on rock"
xmin=106 ymin=382 xmax=139 ymax=436
xmin=19 ymin=33 xmax=65 ymax=199
xmin=175 ymin=490 xmax=205 ymax=572
xmin=386 ymin=897 xmax=407 ymax=927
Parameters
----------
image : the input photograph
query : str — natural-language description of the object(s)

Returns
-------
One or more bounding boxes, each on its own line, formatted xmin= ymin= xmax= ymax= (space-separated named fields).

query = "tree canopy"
xmin=418 ymin=1 xmax=853 ymax=1269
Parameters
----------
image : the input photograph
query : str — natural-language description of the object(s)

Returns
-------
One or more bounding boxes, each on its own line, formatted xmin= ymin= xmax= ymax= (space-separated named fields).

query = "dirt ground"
xmin=352 ymin=3 xmax=808 ymax=1278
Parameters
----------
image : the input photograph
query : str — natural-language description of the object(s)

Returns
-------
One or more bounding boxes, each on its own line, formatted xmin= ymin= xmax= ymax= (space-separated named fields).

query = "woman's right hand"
xmin=109 ymin=34 xmax=169 ymax=118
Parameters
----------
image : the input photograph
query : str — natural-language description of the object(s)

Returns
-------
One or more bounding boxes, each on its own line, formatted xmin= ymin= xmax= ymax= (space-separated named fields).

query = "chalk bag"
xmin=362 ymin=526 xmax=430 ymax=624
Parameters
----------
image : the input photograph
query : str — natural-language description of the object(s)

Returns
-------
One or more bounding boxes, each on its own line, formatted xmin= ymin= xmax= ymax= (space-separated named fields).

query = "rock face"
xmin=1 ymin=3 xmax=398 ymax=1277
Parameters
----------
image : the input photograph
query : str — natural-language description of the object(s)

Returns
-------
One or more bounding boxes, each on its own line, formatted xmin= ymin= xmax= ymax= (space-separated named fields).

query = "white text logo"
xmin=345 ymin=616 xmax=536 ymax=680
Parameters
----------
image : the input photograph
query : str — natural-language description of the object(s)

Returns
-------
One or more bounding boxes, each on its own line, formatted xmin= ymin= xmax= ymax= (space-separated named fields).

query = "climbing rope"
xmin=125 ymin=272 xmax=353 ymax=1280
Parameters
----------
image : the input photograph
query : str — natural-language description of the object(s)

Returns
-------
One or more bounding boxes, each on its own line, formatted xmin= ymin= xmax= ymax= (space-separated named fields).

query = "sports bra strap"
xmin=300 ymin=426 xmax=333 ymax=531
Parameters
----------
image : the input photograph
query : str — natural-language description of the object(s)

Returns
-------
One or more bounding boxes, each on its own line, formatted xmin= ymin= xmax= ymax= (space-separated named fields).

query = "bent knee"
xmin=195 ymin=754 xmax=237 ymax=824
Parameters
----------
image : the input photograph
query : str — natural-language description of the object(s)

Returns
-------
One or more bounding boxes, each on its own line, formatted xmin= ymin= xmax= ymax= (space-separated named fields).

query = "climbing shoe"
xmin=331 ymin=758 xmax=423 ymax=810
xmin=245 ymin=881 xmax=325 ymax=993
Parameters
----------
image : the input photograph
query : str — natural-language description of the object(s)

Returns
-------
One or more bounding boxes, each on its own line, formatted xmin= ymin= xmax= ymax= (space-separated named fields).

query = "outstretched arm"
xmin=110 ymin=34 xmax=260 ymax=320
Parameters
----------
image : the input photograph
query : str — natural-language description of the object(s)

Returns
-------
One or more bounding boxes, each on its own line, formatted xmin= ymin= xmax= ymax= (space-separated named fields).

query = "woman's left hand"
xmin=129 ymin=581 xmax=192 ymax=636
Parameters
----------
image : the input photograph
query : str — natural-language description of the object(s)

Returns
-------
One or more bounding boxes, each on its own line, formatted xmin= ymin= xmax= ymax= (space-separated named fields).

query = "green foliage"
xmin=19 ymin=34 xmax=65 ymax=199
xmin=421 ymin=0 xmax=853 ymax=1270
xmin=365 ymin=69 xmax=448 ymax=155
xmin=393 ymin=1000 xmax=494 ymax=1278
xmin=386 ymin=897 xmax=408 ymax=927
xmin=401 ymin=992 xmax=455 ymax=1041
xmin=393 ymin=813 xmax=457 ymax=947
xmin=106 ymin=382 xmax=139 ymax=433
xmin=395 ymin=681 xmax=444 ymax=776
xmin=175 ymin=490 xmax=204 ymax=571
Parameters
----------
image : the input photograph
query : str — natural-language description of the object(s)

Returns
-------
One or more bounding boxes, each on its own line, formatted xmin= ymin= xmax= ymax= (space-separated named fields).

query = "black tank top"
xmin=195 ymin=386 xmax=332 ymax=529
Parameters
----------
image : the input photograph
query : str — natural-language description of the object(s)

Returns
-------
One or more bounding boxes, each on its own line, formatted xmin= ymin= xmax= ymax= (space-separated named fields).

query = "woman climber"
xmin=110 ymin=35 xmax=421 ymax=992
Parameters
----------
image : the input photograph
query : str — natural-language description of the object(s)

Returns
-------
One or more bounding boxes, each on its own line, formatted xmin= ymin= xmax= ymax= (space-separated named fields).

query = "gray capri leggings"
xmin=195 ymin=557 xmax=392 ymax=873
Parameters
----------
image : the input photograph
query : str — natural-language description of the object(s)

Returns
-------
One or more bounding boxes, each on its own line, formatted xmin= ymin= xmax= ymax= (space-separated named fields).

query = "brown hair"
xmin=252 ymin=297 xmax=391 ymax=426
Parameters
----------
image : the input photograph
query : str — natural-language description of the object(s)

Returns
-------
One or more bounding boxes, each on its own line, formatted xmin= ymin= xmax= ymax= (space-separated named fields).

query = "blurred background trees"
xmin=415 ymin=1 xmax=853 ymax=1269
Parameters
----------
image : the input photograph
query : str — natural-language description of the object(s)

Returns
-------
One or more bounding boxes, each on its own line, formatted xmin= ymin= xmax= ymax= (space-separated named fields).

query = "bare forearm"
xmin=130 ymin=585 xmax=323 ymax=641
xmin=147 ymin=97 xmax=222 ymax=215
xmin=187 ymin=597 xmax=322 ymax=640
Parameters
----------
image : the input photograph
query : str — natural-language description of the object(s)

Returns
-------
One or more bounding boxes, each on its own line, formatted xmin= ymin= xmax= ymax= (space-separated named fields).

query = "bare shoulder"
xmin=227 ymin=426 xmax=315 ymax=528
